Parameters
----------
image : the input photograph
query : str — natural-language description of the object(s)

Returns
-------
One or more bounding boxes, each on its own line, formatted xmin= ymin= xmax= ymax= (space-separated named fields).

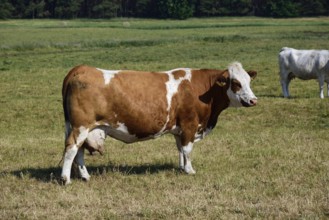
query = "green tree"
xmin=265 ymin=0 xmax=299 ymax=17
xmin=196 ymin=0 xmax=252 ymax=16
xmin=25 ymin=0 xmax=46 ymax=18
xmin=0 ymin=0 xmax=14 ymax=19
xmin=55 ymin=0 xmax=83 ymax=18
xmin=92 ymin=0 xmax=120 ymax=18
xmin=298 ymin=0 xmax=327 ymax=16
xmin=157 ymin=0 xmax=193 ymax=19
xmin=134 ymin=0 xmax=155 ymax=17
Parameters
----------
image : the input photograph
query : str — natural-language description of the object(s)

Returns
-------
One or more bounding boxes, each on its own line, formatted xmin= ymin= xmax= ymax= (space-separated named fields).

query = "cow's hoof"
xmin=81 ymin=176 xmax=90 ymax=182
xmin=61 ymin=176 xmax=71 ymax=185
xmin=184 ymin=167 xmax=196 ymax=174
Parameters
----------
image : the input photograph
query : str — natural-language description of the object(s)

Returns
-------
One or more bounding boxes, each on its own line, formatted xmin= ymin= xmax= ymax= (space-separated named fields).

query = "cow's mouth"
xmin=241 ymin=99 xmax=257 ymax=107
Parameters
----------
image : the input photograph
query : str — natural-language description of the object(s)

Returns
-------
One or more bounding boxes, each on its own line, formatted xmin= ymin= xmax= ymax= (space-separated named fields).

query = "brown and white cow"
xmin=61 ymin=62 xmax=257 ymax=184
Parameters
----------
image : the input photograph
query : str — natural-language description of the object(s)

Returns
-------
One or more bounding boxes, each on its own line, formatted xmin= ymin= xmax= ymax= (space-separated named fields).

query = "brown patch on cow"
xmin=99 ymin=70 xmax=169 ymax=138
xmin=231 ymin=79 xmax=242 ymax=93
xmin=174 ymin=80 xmax=199 ymax=145
xmin=172 ymin=70 xmax=186 ymax=80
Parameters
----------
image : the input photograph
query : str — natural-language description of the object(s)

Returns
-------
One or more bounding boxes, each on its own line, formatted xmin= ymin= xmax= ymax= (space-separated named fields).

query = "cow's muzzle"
xmin=241 ymin=98 xmax=257 ymax=107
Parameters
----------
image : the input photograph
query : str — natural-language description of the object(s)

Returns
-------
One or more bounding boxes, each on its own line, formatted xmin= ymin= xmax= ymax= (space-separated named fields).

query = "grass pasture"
xmin=0 ymin=17 xmax=329 ymax=219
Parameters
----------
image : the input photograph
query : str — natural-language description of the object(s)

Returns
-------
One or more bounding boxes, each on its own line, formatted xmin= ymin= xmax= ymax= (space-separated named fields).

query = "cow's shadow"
xmin=8 ymin=162 xmax=176 ymax=184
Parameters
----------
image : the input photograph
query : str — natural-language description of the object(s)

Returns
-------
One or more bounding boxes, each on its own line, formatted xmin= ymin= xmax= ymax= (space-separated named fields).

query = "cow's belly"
xmin=289 ymin=67 xmax=317 ymax=80
xmin=88 ymin=124 xmax=168 ymax=145
xmin=86 ymin=124 xmax=212 ymax=148
xmin=106 ymin=123 xmax=140 ymax=143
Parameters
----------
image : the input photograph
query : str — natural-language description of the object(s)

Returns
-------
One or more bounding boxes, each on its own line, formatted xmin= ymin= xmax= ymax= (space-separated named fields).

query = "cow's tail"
xmin=58 ymin=69 xmax=74 ymax=166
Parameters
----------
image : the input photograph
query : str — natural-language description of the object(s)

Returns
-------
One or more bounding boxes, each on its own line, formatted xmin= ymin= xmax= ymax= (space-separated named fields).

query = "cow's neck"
xmin=207 ymin=84 xmax=230 ymax=130
xmin=197 ymin=70 xmax=230 ymax=130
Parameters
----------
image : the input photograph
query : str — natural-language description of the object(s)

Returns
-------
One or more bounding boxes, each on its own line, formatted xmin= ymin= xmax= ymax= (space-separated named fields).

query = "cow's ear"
xmin=216 ymin=72 xmax=229 ymax=87
xmin=247 ymin=70 xmax=257 ymax=80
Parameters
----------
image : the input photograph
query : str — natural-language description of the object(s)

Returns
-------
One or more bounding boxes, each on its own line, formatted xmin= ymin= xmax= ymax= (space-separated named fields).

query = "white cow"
xmin=278 ymin=47 xmax=329 ymax=98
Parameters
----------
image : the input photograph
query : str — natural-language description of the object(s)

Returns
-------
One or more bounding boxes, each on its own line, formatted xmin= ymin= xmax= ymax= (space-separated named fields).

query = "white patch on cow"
xmin=86 ymin=128 xmax=106 ymax=151
xmin=116 ymin=122 xmax=129 ymax=133
xmin=182 ymin=142 xmax=195 ymax=174
xmin=97 ymin=68 xmax=120 ymax=85
xmin=194 ymin=127 xmax=212 ymax=142
xmin=105 ymin=122 xmax=138 ymax=143
xmin=77 ymin=126 xmax=89 ymax=146
xmin=165 ymin=68 xmax=192 ymax=111
xmin=226 ymin=62 xmax=257 ymax=107
xmin=61 ymin=144 xmax=79 ymax=185
xmin=156 ymin=68 xmax=192 ymax=135
xmin=183 ymin=142 xmax=193 ymax=154
xmin=75 ymin=147 xmax=90 ymax=181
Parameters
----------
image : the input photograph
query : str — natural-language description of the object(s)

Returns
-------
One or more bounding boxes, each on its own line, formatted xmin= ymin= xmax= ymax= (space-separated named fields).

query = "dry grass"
xmin=0 ymin=17 xmax=329 ymax=219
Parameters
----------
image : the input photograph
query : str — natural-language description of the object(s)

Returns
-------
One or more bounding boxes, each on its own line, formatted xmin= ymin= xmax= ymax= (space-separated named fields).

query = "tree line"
xmin=1 ymin=0 xmax=329 ymax=20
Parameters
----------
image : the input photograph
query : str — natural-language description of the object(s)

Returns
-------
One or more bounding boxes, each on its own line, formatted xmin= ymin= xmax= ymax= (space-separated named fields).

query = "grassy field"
xmin=0 ymin=17 xmax=329 ymax=219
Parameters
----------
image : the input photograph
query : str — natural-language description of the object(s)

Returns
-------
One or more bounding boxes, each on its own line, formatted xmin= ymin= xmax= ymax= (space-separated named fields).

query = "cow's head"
xmin=217 ymin=62 xmax=257 ymax=107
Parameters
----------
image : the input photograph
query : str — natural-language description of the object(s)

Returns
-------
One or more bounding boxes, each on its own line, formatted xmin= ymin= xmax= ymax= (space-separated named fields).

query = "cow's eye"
xmin=231 ymin=79 xmax=242 ymax=92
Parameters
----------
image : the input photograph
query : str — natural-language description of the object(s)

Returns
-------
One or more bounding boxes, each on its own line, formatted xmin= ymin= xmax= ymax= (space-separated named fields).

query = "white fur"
xmin=61 ymin=144 xmax=78 ymax=185
xmin=226 ymin=62 xmax=257 ymax=107
xmin=75 ymin=147 xmax=90 ymax=181
xmin=97 ymin=68 xmax=120 ymax=85
xmin=182 ymin=142 xmax=195 ymax=174
xmin=164 ymin=68 xmax=192 ymax=111
xmin=156 ymin=68 xmax=192 ymax=134
xmin=77 ymin=126 xmax=89 ymax=146
xmin=279 ymin=47 xmax=329 ymax=98
xmin=106 ymin=122 xmax=138 ymax=143
xmin=86 ymin=128 xmax=106 ymax=151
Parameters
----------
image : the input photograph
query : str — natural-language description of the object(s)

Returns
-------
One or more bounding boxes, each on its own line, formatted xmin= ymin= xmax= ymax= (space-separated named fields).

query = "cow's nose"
xmin=250 ymin=99 xmax=257 ymax=106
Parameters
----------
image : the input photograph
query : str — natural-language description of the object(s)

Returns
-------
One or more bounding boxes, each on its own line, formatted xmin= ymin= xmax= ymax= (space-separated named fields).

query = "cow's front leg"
xmin=182 ymin=142 xmax=195 ymax=174
xmin=319 ymin=74 xmax=325 ymax=99
xmin=174 ymin=135 xmax=185 ymax=170
xmin=75 ymin=147 xmax=91 ymax=181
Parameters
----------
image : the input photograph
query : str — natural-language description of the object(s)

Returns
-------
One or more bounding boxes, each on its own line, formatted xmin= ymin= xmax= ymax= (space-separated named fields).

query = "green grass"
xmin=0 ymin=17 xmax=329 ymax=219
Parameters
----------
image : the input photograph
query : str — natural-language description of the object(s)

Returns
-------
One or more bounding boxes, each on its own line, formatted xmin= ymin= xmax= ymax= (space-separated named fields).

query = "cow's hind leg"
xmin=318 ymin=74 xmax=325 ymax=99
xmin=61 ymin=126 xmax=89 ymax=185
xmin=280 ymin=72 xmax=291 ymax=98
xmin=75 ymin=147 xmax=91 ymax=181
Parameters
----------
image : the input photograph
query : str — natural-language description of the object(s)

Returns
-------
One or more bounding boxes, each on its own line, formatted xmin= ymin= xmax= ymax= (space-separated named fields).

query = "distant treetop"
xmin=1 ymin=0 xmax=328 ymax=19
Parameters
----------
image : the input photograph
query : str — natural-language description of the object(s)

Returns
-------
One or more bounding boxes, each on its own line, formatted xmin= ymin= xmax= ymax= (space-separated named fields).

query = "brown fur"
xmin=63 ymin=65 xmax=233 ymax=150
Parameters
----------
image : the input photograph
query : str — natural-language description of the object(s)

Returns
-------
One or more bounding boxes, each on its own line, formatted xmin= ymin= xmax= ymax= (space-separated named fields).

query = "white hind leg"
xmin=61 ymin=144 xmax=78 ymax=185
xmin=75 ymin=147 xmax=91 ymax=181
xmin=61 ymin=126 xmax=89 ymax=185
